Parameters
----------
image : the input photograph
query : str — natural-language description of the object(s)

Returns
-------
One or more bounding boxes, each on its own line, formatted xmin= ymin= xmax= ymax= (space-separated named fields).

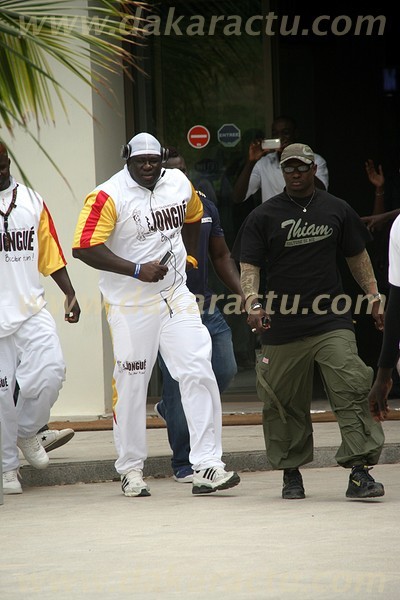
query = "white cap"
xmin=127 ymin=132 xmax=161 ymax=157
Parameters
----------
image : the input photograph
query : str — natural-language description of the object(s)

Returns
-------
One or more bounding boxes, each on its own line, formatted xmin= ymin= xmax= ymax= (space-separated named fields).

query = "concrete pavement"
xmin=2 ymin=465 xmax=400 ymax=600
xmin=2 ymin=409 xmax=400 ymax=599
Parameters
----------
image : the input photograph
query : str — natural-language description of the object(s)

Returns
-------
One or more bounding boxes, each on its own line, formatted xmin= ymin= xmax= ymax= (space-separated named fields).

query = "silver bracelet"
xmin=249 ymin=302 xmax=263 ymax=311
xmin=367 ymin=292 xmax=382 ymax=304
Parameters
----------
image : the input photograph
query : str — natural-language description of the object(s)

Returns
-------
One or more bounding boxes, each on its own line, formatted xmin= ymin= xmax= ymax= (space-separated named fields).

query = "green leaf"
xmin=0 ymin=0 xmax=150 ymax=184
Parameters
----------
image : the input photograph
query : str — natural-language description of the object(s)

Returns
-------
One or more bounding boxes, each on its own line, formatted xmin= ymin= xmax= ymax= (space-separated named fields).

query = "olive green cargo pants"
xmin=256 ymin=329 xmax=384 ymax=470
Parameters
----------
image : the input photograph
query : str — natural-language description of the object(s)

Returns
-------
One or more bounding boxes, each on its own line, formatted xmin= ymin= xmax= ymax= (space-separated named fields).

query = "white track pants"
xmin=0 ymin=309 xmax=65 ymax=472
xmin=107 ymin=288 xmax=224 ymax=474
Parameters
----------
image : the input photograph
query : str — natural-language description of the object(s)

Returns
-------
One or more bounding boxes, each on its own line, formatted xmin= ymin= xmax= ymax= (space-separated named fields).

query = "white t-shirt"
xmin=245 ymin=151 xmax=329 ymax=204
xmin=0 ymin=179 xmax=66 ymax=337
xmin=388 ymin=214 xmax=400 ymax=286
xmin=73 ymin=166 xmax=203 ymax=307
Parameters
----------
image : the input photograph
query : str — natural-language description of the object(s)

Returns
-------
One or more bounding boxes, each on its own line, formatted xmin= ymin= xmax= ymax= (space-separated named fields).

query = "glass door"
xmin=148 ymin=0 xmax=274 ymax=394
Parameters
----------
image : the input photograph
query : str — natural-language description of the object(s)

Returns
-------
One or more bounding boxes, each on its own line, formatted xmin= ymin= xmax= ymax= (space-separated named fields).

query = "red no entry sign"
xmin=187 ymin=125 xmax=210 ymax=149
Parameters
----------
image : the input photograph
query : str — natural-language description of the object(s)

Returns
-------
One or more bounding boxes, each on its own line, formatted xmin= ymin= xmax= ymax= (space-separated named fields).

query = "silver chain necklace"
xmin=285 ymin=190 xmax=315 ymax=213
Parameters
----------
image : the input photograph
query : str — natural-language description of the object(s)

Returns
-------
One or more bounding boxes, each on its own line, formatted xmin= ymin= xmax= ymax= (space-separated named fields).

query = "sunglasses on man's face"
xmin=131 ymin=157 xmax=161 ymax=167
xmin=282 ymin=164 xmax=313 ymax=174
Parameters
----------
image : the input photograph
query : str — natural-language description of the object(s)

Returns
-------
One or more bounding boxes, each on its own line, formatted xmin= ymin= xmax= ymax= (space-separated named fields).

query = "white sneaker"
xmin=121 ymin=470 xmax=151 ymax=497
xmin=3 ymin=469 xmax=22 ymax=495
xmin=192 ymin=467 xmax=240 ymax=495
xmin=38 ymin=428 xmax=75 ymax=452
xmin=17 ymin=435 xmax=50 ymax=469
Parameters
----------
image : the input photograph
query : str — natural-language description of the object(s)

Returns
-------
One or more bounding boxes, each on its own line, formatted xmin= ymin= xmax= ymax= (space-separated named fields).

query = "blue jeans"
xmin=157 ymin=306 xmax=237 ymax=473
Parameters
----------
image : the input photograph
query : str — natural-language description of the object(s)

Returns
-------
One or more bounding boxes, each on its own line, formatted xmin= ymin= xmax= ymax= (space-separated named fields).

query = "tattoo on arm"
xmin=240 ymin=262 xmax=261 ymax=310
xmin=346 ymin=249 xmax=378 ymax=294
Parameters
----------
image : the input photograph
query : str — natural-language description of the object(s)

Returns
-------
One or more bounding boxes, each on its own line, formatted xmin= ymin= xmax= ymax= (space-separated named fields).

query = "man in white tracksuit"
xmin=72 ymin=132 xmax=241 ymax=497
xmin=0 ymin=142 xmax=80 ymax=494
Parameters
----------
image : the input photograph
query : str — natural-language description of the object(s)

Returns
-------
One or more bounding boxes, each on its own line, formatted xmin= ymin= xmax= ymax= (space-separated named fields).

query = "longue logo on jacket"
xmin=147 ymin=201 xmax=187 ymax=232
xmin=0 ymin=227 xmax=35 ymax=252
xmin=132 ymin=201 xmax=187 ymax=241
xmin=117 ymin=360 xmax=147 ymax=375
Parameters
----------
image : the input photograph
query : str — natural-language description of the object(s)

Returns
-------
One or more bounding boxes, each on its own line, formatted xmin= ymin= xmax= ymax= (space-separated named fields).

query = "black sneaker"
xmin=282 ymin=468 xmax=305 ymax=499
xmin=346 ymin=466 xmax=385 ymax=499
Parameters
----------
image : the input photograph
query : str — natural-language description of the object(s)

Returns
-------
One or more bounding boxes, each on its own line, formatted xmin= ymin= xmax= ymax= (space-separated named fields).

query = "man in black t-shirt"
xmin=234 ymin=143 xmax=385 ymax=501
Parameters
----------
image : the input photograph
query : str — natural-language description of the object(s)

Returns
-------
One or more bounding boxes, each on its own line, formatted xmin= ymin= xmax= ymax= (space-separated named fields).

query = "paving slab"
xmin=2 ymin=465 xmax=400 ymax=600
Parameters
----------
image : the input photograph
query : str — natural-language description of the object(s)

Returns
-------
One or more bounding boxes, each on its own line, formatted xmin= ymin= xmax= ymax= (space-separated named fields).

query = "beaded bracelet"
xmin=133 ymin=264 xmax=141 ymax=279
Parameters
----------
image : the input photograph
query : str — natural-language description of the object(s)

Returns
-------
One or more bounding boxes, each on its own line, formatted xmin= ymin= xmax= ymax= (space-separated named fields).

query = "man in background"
xmin=155 ymin=148 xmax=245 ymax=482
xmin=233 ymin=115 xmax=328 ymax=205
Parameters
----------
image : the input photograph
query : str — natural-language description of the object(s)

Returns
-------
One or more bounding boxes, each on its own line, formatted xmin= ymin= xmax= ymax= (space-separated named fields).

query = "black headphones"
xmin=121 ymin=143 xmax=169 ymax=164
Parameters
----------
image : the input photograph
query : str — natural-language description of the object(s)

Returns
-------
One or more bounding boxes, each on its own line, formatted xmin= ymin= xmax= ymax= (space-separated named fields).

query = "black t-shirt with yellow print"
xmin=234 ymin=189 xmax=372 ymax=345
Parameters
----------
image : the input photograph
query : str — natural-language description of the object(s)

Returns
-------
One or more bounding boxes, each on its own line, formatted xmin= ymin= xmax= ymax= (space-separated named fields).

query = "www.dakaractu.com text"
xmin=42 ymin=292 xmax=385 ymax=318
xmin=17 ymin=9 xmax=386 ymax=38
xmin=205 ymin=292 xmax=386 ymax=316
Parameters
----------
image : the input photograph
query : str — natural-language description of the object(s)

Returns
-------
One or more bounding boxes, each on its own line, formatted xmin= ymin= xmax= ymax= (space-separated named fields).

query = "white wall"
xmin=3 ymin=54 xmax=126 ymax=419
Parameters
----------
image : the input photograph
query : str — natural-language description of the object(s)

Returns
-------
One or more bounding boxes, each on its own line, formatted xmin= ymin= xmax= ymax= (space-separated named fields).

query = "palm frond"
xmin=0 ymin=101 xmax=75 ymax=192
xmin=0 ymin=1 xmax=150 ymax=133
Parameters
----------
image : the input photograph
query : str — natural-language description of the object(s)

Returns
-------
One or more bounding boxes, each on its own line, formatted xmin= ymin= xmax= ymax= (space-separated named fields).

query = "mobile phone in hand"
xmin=160 ymin=251 xmax=173 ymax=266
xmin=261 ymin=315 xmax=271 ymax=328
xmin=261 ymin=138 xmax=281 ymax=150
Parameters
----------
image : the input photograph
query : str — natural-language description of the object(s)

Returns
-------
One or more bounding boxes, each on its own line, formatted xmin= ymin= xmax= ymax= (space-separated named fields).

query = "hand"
xmin=360 ymin=213 xmax=390 ymax=232
xmin=248 ymin=139 xmax=272 ymax=162
xmin=368 ymin=378 xmax=391 ymax=421
xmin=64 ymin=295 xmax=81 ymax=323
xmin=365 ymin=159 xmax=384 ymax=188
xmin=139 ymin=261 xmax=168 ymax=282
xmin=370 ymin=299 xmax=384 ymax=331
xmin=247 ymin=308 xmax=271 ymax=334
